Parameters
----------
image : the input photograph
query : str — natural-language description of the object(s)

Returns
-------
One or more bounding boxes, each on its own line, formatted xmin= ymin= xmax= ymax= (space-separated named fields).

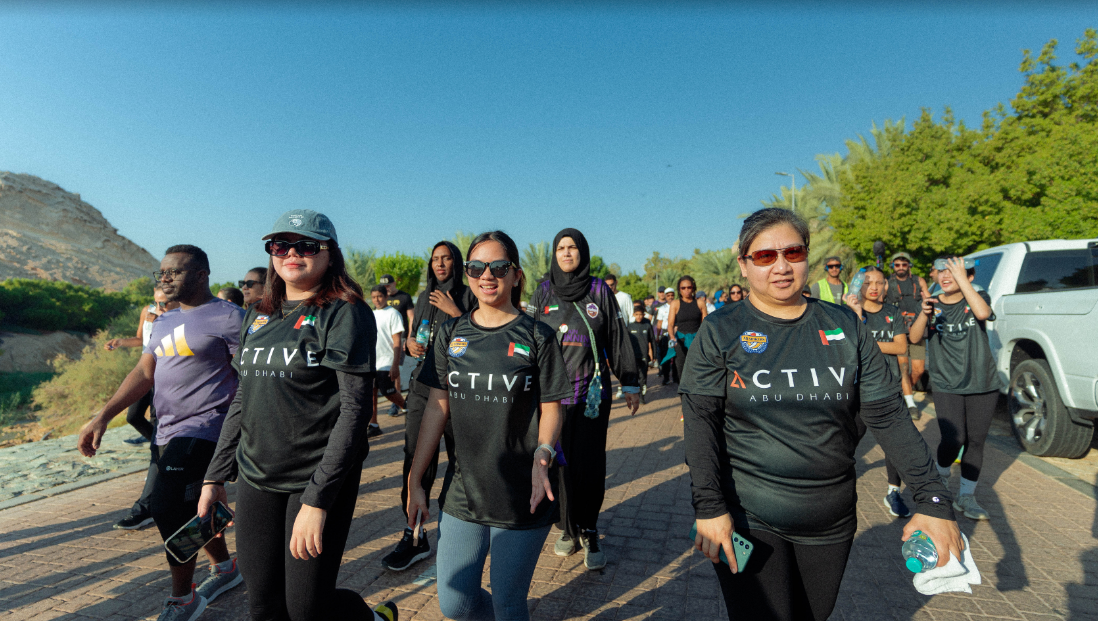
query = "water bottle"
xmin=415 ymin=320 xmax=430 ymax=347
xmin=848 ymin=267 xmax=868 ymax=299
xmin=902 ymin=530 xmax=938 ymax=573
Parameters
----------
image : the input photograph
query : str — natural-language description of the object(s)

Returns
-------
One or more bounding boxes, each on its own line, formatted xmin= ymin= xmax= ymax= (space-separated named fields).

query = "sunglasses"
xmin=729 ymin=290 xmax=743 ymax=296
xmin=680 ymin=285 xmax=694 ymax=290
xmin=742 ymin=245 xmax=809 ymax=266
xmin=153 ymin=268 xmax=188 ymax=281
xmin=265 ymin=239 xmax=329 ymax=257
xmin=238 ymin=279 xmax=263 ymax=289
xmin=826 ymin=264 xmax=842 ymax=270
xmin=464 ymin=260 xmax=517 ymax=279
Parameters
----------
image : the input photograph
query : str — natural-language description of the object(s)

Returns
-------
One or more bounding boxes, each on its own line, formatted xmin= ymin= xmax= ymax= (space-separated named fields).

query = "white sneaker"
xmin=952 ymin=494 xmax=990 ymax=520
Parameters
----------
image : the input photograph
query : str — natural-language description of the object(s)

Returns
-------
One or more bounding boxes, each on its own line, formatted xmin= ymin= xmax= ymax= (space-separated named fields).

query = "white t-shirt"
xmin=706 ymin=302 xmax=716 ymax=314
xmin=655 ymin=303 xmax=671 ymax=330
xmin=373 ymin=306 xmax=405 ymax=371
xmin=614 ymin=291 xmax=634 ymax=322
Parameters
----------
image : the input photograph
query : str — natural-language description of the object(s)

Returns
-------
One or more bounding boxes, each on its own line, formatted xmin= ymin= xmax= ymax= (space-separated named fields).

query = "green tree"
xmin=446 ymin=231 xmax=478 ymax=258
xmin=209 ymin=281 xmax=236 ymax=297
xmin=122 ymin=277 xmax=155 ymax=305
xmin=618 ymin=272 xmax=650 ymax=303
xmin=345 ymin=247 xmax=377 ymax=290
xmin=688 ymin=248 xmax=744 ymax=295
xmin=521 ymin=241 xmax=553 ymax=298
xmin=374 ymin=252 xmax=426 ymax=296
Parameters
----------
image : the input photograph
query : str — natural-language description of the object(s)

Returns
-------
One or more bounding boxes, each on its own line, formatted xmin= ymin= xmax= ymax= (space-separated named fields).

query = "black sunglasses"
xmin=153 ymin=268 xmax=188 ymax=281
xmin=464 ymin=260 xmax=516 ymax=279
xmin=238 ymin=279 xmax=262 ymax=289
xmin=826 ymin=263 xmax=843 ymax=270
xmin=265 ymin=239 xmax=329 ymax=257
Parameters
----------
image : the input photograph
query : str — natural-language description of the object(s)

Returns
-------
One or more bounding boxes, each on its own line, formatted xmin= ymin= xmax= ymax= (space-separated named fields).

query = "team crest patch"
xmin=247 ymin=315 xmax=269 ymax=335
xmin=740 ymin=331 xmax=768 ymax=354
xmin=586 ymin=303 xmax=599 ymax=318
xmin=448 ymin=337 xmax=469 ymax=357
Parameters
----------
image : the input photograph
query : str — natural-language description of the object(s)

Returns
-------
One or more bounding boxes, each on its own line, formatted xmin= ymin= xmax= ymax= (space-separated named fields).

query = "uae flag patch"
xmin=819 ymin=328 xmax=846 ymax=345
xmin=295 ymin=315 xmax=318 ymax=330
xmin=508 ymin=342 xmax=531 ymax=358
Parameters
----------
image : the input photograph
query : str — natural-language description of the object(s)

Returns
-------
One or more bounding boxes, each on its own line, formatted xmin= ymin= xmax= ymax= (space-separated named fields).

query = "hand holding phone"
xmin=164 ymin=501 xmax=234 ymax=564
xmin=690 ymin=521 xmax=753 ymax=572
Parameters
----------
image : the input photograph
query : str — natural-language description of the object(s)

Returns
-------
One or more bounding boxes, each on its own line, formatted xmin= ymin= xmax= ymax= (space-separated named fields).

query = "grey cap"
xmin=262 ymin=210 xmax=338 ymax=244
xmin=890 ymin=252 xmax=913 ymax=263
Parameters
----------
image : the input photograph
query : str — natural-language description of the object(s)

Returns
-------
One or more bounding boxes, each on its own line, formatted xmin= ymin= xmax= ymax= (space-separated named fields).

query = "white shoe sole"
xmin=882 ymin=496 xmax=911 ymax=518
xmin=383 ymin=548 xmax=433 ymax=571
xmin=114 ymin=516 xmax=155 ymax=530
xmin=199 ymin=573 xmax=243 ymax=604
xmin=952 ymin=501 xmax=990 ymax=520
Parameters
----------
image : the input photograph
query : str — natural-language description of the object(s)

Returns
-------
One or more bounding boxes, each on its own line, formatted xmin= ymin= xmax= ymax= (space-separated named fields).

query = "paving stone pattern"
xmin=0 ymin=388 xmax=1095 ymax=620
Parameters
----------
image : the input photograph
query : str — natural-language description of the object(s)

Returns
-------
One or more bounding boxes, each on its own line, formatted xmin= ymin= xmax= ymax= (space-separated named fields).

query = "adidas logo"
xmin=154 ymin=325 xmax=194 ymax=357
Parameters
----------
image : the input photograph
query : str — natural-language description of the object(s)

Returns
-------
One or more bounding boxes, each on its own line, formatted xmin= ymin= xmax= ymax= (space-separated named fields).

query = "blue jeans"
xmin=436 ymin=512 xmax=550 ymax=621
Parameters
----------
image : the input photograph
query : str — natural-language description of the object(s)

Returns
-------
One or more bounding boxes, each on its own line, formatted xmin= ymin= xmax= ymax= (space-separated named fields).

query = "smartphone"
xmin=689 ymin=522 xmax=753 ymax=571
xmin=164 ymin=501 xmax=234 ymax=564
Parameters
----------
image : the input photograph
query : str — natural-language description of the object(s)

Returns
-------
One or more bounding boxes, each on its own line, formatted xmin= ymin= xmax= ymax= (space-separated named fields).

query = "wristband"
xmin=535 ymin=443 xmax=556 ymax=464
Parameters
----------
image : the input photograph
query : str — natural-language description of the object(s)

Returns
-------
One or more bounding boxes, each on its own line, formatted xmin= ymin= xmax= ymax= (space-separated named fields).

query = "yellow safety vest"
xmin=816 ymin=279 xmax=848 ymax=303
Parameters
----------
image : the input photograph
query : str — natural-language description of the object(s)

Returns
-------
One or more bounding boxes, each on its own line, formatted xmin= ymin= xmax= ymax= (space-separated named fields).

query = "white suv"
xmin=966 ymin=239 xmax=1098 ymax=458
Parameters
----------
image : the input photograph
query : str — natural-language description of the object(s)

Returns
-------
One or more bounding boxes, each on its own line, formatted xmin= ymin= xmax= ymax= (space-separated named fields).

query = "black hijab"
xmin=412 ymin=241 xmax=469 ymax=334
xmin=550 ymin=228 xmax=591 ymax=303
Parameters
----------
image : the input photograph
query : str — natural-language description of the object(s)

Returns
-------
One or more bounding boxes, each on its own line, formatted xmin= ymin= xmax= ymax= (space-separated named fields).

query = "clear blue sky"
xmin=1 ymin=3 xmax=1093 ymax=285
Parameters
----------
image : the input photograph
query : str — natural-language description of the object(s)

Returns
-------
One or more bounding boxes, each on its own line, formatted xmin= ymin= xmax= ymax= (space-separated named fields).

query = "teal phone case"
xmin=689 ymin=522 xmax=753 ymax=571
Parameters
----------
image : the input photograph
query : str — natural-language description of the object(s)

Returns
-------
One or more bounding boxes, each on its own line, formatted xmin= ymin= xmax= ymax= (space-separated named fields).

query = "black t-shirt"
xmin=863 ymin=303 xmax=907 ymax=385
xmin=418 ymin=312 xmax=572 ymax=529
xmin=232 ymin=300 xmax=376 ymax=494
xmin=679 ymin=299 xmax=897 ymax=544
xmin=627 ymin=319 xmax=654 ymax=362
xmin=526 ymin=278 xmax=640 ymax=405
xmin=409 ymin=287 xmax=479 ymax=397
xmin=387 ymin=290 xmax=415 ymax=333
xmin=926 ymin=290 xmax=1001 ymax=394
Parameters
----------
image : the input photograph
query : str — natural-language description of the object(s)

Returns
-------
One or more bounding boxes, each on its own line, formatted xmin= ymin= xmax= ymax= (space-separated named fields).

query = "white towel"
xmin=912 ymin=533 xmax=981 ymax=595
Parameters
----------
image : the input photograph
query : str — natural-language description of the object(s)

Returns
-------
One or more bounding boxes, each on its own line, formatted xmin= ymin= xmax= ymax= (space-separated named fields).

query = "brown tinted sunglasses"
xmin=742 ymin=245 xmax=809 ymax=266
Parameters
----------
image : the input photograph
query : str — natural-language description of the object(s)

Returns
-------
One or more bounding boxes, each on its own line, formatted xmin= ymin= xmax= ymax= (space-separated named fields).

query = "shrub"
xmin=0 ymin=279 xmax=134 ymax=333
xmin=374 ymin=252 xmax=426 ymax=296
xmin=31 ymin=330 xmax=143 ymax=437
xmin=0 ymin=372 xmax=55 ymax=427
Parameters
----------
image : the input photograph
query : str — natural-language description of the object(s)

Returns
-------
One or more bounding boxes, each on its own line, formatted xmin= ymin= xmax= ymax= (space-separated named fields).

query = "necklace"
xmin=280 ymin=299 xmax=306 ymax=319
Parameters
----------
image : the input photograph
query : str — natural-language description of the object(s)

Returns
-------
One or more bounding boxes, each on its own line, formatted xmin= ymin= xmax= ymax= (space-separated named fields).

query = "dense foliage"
xmin=833 ymin=30 xmax=1098 ymax=267
xmin=0 ymin=279 xmax=136 ymax=333
xmin=373 ymin=252 xmax=426 ymax=296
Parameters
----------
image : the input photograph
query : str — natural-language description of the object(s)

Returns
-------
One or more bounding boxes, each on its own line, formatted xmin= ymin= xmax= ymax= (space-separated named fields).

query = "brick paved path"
xmin=1 ymin=388 xmax=1095 ymax=620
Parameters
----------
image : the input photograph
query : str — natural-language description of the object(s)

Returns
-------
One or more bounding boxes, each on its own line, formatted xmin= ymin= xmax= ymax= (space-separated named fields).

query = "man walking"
xmin=810 ymin=256 xmax=848 ymax=303
xmin=887 ymin=252 xmax=931 ymax=419
xmin=78 ymin=245 xmax=245 ymax=620
xmin=603 ymin=274 xmax=633 ymax=323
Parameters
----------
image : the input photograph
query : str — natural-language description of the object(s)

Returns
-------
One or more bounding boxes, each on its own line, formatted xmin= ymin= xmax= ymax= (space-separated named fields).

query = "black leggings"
xmin=853 ymin=415 xmax=902 ymax=487
xmin=557 ymin=397 xmax=612 ymax=539
xmin=400 ymin=382 xmax=455 ymax=521
xmin=126 ymin=388 xmax=155 ymax=440
xmin=934 ymin=390 xmax=999 ymax=482
xmin=714 ymin=528 xmax=852 ymax=621
xmin=673 ymin=337 xmax=693 ymax=385
xmin=235 ymin=467 xmax=368 ymax=621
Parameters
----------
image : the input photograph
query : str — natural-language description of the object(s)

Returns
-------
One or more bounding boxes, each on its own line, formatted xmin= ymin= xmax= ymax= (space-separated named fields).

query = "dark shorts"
xmin=150 ymin=436 xmax=217 ymax=566
xmin=908 ymin=342 xmax=926 ymax=361
xmin=375 ymin=372 xmax=397 ymax=396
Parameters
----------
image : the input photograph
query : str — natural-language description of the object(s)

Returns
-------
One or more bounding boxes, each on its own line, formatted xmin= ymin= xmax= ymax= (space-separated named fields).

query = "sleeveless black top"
xmin=674 ymin=299 xmax=703 ymax=334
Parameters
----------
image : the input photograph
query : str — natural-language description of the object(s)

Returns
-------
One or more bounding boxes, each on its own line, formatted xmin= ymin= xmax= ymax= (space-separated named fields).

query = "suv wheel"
xmin=1009 ymin=359 xmax=1094 ymax=458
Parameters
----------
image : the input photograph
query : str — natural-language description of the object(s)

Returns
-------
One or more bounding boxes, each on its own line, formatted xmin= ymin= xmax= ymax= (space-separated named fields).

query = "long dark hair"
xmin=255 ymin=240 xmax=364 ymax=314
xmin=677 ymin=275 xmax=698 ymax=301
xmin=467 ymin=231 xmax=525 ymax=308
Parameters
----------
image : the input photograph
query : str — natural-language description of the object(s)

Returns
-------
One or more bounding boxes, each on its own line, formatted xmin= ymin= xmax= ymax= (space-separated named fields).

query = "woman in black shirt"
xmin=383 ymin=240 xmax=477 ymax=571
xmin=199 ymin=210 xmax=396 ymax=621
xmin=526 ymin=228 xmax=640 ymax=570
xmin=681 ymin=208 xmax=963 ymax=621
xmin=909 ymin=255 xmax=1001 ymax=522
xmin=665 ymin=274 xmax=709 ymax=384
xmin=407 ymin=231 xmax=571 ymax=621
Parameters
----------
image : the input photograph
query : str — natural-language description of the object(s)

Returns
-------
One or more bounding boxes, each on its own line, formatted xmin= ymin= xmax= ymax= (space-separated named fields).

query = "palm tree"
xmin=345 ymin=247 xmax=378 ymax=290
xmin=689 ymin=248 xmax=744 ymax=295
xmin=521 ymin=241 xmax=553 ymax=298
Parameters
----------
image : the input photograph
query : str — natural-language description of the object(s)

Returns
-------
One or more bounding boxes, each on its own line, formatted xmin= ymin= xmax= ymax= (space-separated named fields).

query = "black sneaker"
xmin=113 ymin=512 xmax=155 ymax=530
xmin=123 ymin=436 xmax=150 ymax=445
xmin=381 ymin=528 xmax=432 ymax=571
xmin=367 ymin=424 xmax=382 ymax=438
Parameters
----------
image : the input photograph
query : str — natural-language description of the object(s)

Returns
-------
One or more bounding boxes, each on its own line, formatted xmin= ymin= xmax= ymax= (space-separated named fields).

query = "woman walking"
xmin=682 ymin=208 xmax=962 ymax=621
xmin=199 ymin=210 xmax=397 ymax=621
xmin=406 ymin=231 xmax=571 ymax=621
xmin=527 ymin=228 xmax=640 ymax=570
xmin=909 ymin=255 xmax=1001 ymax=521
xmin=665 ymin=275 xmax=708 ymax=384
xmin=383 ymin=240 xmax=477 ymax=571
xmin=844 ymin=266 xmax=914 ymax=518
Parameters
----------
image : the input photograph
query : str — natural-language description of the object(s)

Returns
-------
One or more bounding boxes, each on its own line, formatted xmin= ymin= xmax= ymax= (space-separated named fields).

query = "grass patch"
xmin=0 ymin=372 xmax=55 ymax=426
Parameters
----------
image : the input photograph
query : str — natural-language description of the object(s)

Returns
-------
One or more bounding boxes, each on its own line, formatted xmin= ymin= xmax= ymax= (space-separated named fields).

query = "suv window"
xmin=971 ymin=252 xmax=1003 ymax=292
xmin=1015 ymin=248 xmax=1096 ymax=293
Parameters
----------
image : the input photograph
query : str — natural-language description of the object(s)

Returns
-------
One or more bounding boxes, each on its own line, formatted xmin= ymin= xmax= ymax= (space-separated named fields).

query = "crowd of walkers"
xmin=72 ymin=206 xmax=998 ymax=621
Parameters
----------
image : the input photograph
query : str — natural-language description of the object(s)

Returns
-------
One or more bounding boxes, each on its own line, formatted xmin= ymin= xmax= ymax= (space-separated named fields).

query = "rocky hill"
xmin=0 ymin=172 xmax=158 ymax=291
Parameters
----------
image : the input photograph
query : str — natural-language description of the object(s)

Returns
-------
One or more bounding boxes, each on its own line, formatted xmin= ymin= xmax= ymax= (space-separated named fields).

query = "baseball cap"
xmin=379 ymin=274 xmax=395 ymax=285
xmin=890 ymin=252 xmax=913 ymax=264
xmin=263 ymin=210 xmax=338 ymax=244
xmin=657 ymin=286 xmax=666 ymax=293
xmin=698 ymin=291 xmax=707 ymax=298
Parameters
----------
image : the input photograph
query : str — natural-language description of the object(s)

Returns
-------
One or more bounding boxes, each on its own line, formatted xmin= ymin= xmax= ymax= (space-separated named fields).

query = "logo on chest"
xmin=248 ymin=316 xmax=269 ymax=335
xmin=740 ymin=331 xmax=768 ymax=354
xmin=586 ymin=303 xmax=599 ymax=318
xmin=449 ymin=337 xmax=469 ymax=357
